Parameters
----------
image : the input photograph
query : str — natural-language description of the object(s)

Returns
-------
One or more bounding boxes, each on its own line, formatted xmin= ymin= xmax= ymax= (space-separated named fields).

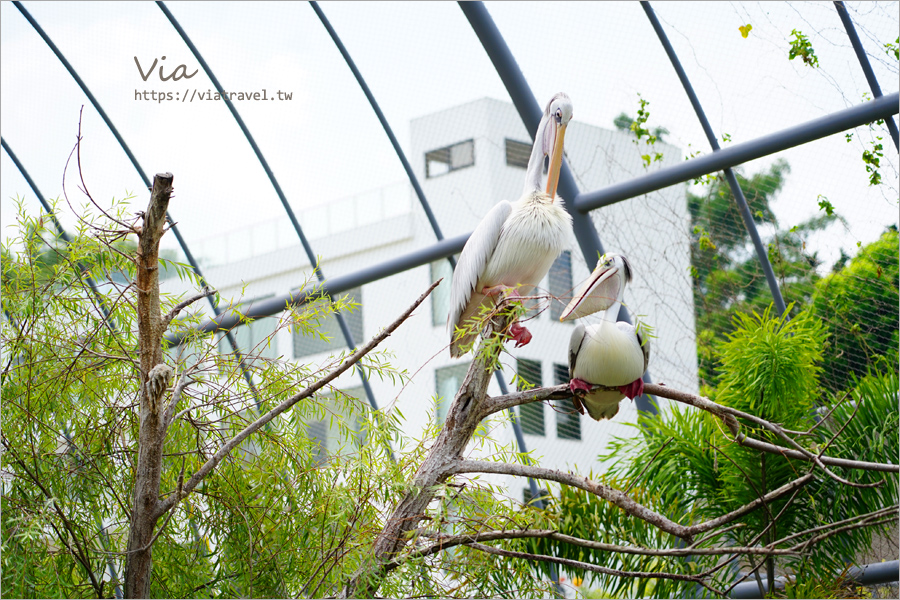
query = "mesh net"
xmin=1 ymin=1 xmax=897 ymax=494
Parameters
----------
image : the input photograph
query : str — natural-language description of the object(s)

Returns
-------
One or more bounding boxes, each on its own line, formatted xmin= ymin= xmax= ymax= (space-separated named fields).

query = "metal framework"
xmin=4 ymin=1 xmax=898 ymax=593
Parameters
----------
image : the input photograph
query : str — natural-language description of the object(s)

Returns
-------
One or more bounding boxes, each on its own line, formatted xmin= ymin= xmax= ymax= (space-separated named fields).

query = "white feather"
xmin=448 ymin=192 xmax=571 ymax=357
xmin=569 ymin=321 xmax=649 ymax=420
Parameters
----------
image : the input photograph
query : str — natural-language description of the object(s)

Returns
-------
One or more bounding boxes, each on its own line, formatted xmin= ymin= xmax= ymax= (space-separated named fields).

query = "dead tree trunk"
xmin=124 ymin=173 xmax=175 ymax=599
xmin=340 ymin=310 xmax=515 ymax=598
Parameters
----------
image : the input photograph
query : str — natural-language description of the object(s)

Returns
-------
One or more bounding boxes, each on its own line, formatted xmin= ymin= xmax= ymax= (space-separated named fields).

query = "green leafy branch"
xmin=862 ymin=138 xmax=883 ymax=186
xmin=884 ymin=36 xmax=899 ymax=61
xmin=614 ymin=94 xmax=667 ymax=168
xmin=788 ymin=29 xmax=819 ymax=68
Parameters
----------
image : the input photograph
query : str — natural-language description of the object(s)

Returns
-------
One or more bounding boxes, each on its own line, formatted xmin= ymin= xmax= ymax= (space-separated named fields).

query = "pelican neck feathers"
xmin=478 ymin=192 xmax=572 ymax=288
xmin=503 ymin=192 xmax=571 ymax=252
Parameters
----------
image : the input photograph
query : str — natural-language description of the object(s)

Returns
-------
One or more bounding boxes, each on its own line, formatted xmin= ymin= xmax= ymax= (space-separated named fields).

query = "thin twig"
xmin=161 ymin=286 xmax=215 ymax=330
xmin=405 ymin=529 xmax=801 ymax=562
xmin=775 ymin=505 xmax=898 ymax=549
xmin=624 ymin=437 xmax=674 ymax=495
xmin=465 ymin=541 xmax=726 ymax=597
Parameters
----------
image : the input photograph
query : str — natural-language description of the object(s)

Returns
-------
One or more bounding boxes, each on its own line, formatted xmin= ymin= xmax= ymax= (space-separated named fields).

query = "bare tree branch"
xmin=464 ymin=541 xmax=725 ymax=597
xmin=776 ymin=505 xmax=898 ymax=549
xmin=792 ymin=516 xmax=898 ymax=553
xmin=450 ymin=459 xmax=694 ymax=542
xmin=161 ymin=286 xmax=215 ymax=330
xmin=339 ymin=305 xmax=520 ymax=598
xmin=642 ymin=383 xmax=898 ymax=475
xmin=451 ymin=460 xmax=815 ymax=540
xmin=484 ymin=382 xmax=898 ymax=473
xmin=403 ymin=529 xmax=802 ymax=563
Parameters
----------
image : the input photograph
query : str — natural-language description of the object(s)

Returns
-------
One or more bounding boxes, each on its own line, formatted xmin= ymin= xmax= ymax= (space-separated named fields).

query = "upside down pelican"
xmin=448 ymin=93 xmax=574 ymax=357
xmin=560 ymin=253 xmax=650 ymax=420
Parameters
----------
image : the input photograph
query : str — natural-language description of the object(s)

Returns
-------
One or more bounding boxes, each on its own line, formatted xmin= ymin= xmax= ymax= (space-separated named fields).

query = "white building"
xmin=178 ymin=97 xmax=698 ymax=502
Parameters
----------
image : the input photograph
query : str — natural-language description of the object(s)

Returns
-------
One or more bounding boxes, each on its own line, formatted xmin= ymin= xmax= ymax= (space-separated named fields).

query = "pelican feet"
xmin=618 ymin=378 xmax=644 ymax=400
xmin=569 ymin=378 xmax=593 ymax=394
xmin=482 ymin=285 xmax=522 ymax=300
xmin=508 ymin=322 xmax=532 ymax=348
xmin=570 ymin=393 xmax=586 ymax=416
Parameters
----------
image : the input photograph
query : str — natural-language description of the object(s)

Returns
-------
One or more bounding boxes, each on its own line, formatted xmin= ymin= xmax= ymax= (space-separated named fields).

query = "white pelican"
xmin=559 ymin=254 xmax=650 ymax=420
xmin=448 ymin=93 xmax=574 ymax=357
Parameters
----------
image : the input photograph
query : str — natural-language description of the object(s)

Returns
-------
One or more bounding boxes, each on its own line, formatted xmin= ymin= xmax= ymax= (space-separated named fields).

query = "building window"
xmin=516 ymin=358 xmax=544 ymax=436
xmin=425 ymin=139 xmax=474 ymax=178
xmin=554 ymin=363 xmax=581 ymax=440
xmin=523 ymin=486 xmax=551 ymax=506
xmin=435 ymin=363 xmax=469 ymax=423
xmin=218 ymin=295 xmax=278 ymax=361
xmin=430 ymin=259 xmax=455 ymax=326
xmin=506 ymin=138 xmax=548 ymax=174
xmin=306 ymin=386 xmax=367 ymax=464
xmin=306 ymin=419 xmax=328 ymax=465
xmin=505 ymin=138 xmax=531 ymax=169
xmin=293 ymin=288 xmax=363 ymax=359
xmin=549 ymin=251 xmax=573 ymax=322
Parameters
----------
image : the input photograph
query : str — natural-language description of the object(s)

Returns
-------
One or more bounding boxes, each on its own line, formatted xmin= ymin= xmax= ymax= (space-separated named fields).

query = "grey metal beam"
xmin=309 ymin=1 xmax=455 ymax=271
xmin=493 ymin=372 xmax=564 ymax=596
xmin=157 ymin=1 xmax=380 ymax=414
xmin=11 ymin=0 xmax=258 ymax=394
xmin=729 ymin=560 xmax=899 ymax=598
xmin=165 ymin=233 xmax=470 ymax=347
xmin=834 ymin=1 xmax=899 ymax=150
xmin=641 ymin=1 xmax=787 ymax=316
xmin=575 ymin=91 xmax=899 ymax=212
xmin=460 ymin=0 xmax=657 ymax=416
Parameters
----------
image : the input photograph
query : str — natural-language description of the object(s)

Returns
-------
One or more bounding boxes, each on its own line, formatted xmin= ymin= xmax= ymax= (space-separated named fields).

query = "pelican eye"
xmin=555 ymin=109 xmax=563 ymax=123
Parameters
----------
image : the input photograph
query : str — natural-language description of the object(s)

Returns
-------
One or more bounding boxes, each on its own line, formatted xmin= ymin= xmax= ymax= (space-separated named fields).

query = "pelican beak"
xmin=545 ymin=121 xmax=567 ymax=199
xmin=559 ymin=263 xmax=618 ymax=322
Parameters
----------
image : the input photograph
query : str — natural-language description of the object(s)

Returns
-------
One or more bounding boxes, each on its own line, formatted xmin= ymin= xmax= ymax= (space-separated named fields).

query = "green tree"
xmin=812 ymin=228 xmax=899 ymax=393
xmin=688 ymin=159 xmax=843 ymax=388
xmin=0 ymin=193 xmax=419 ymax=598
xmin=547 ymin=307 xmax=898 ymax=598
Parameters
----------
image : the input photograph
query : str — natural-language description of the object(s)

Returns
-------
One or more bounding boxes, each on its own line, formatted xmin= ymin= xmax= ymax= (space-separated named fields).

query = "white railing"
xmin=193 ymin=182 xmax=412 ymax=268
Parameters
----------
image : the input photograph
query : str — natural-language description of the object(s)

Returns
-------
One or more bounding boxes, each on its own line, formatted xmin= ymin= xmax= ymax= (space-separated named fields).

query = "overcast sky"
xmin=2 ymin=1 xmax=897 ymax=271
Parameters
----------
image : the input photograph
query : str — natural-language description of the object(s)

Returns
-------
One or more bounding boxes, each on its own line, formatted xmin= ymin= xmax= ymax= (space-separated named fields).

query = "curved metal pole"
xmin=309 ymin=1 xmax=456 ymax=271
xmin=155 ymin=1 xmax=382 ymax=416
xmin=492 ymin=371 xmax=564 ymax=598
xmin=459 ymin=0 xmax=657 ymax=416
xmin=834 ymin=1 xmax=899 ymax=150
xmin=641 ymin=1 xmax=787 ymax=317
xmin=2 ymin=136 xmax=115 ymax=330
xmin=11 ymin=1 xmax=258 ymax=394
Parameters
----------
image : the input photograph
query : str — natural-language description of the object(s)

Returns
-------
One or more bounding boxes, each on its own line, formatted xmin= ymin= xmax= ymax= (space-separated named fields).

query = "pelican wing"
xmin=633 ymin=323 xmax=651 ymax=374
xmin=448 ymin=201 xmax=512 ymax=354
xmin=567 ymin=322 xmax=587 ymax=380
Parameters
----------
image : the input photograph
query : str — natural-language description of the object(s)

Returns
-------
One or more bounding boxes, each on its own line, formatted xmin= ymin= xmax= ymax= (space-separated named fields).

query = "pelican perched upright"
xmin=560 ymin=254 xmax=650 ymax=420
xmin=448 ymin=93 xmax=574 ymax=358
